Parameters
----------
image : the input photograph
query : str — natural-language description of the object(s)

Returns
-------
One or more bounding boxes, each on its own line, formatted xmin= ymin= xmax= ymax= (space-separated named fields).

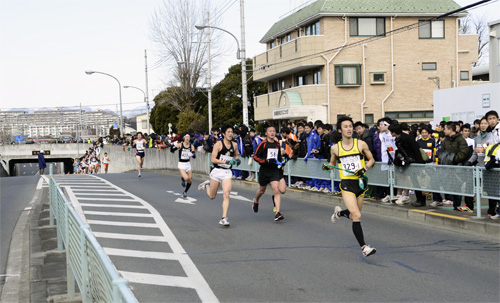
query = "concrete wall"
xmin=102 ymin=146 xmax=211 ymax=174
xmin=433 ymin=82 xmax=500 ymax=124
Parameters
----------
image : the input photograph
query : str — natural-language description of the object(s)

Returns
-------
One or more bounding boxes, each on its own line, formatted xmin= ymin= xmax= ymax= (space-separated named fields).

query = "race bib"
xmin=341 ymin=155 xmax=362 ymax=176
xmin=423 ymin=149 xmax=432 ymax=158
xmin=181 ymin=149 xmax=191 ymax=160
xmin=267 ymin=148 xmax=278 ymax=160
xmin=219 ymin=154 xmax=233 ymax=168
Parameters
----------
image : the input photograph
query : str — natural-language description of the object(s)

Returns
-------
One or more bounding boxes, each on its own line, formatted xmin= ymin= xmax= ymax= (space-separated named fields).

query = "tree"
xmin=149 ymin=0 xmax=224 ymax=112
xmin=209 ymin=60 xmax=267 ymax=127
xmin=460 ymin=14 xmax=489 ymax=66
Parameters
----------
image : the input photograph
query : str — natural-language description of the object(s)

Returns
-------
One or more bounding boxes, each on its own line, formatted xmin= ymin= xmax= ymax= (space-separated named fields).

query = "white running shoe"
xmin=490 ymin=214 xmax=500 ymax=220
xmin=331 ymin=206 xmax=341 ymax=224
xmin=429 ymin=201 xmax=444 ymax=207
xmin=362 ymin=245 xmax=377 ymax=257
xmin=442 ymin=199 xmax=453 ymax=205
xmin=219 ymin=217 xmax=230 ymax=226
xmin=402 ymin=196 xmax=410 ymax=203
xmin=197 ymin=180 xmax=210 ymax=191
xmin=381 ymin=195 xmax=392 ymax=203
xmin=395 ymin=195 xmax=410 ymax=205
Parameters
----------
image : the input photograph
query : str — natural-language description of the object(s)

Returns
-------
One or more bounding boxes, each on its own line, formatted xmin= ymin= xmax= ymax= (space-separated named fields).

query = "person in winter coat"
xmin=38 ymin=150 xmax=47 ymax=175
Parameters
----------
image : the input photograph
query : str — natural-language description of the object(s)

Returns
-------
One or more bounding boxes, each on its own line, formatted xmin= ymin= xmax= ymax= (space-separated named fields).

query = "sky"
xmin=1 ymin=0 xmax=499 ymax=116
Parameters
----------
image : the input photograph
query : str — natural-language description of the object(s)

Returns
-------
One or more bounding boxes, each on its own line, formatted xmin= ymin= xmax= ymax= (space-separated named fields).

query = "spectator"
xmin=302 ymin=122 xmax=321 ymax=161
xmin=417 ymin=127 xmax=435 ymax=163
xmin=373 ymin=117 xmax=396 ymax=202
xmin=470 ymin=117 xmax=491 ymax=167
xmin=485 ymin=110 xmax=500 ymax=219
xmin=38 ymin=150 xmax=46 ymax=175
xmin=354 ymin=121 xmax=375 ymax=156
xmin=389 ymin=124 xmax=426 ymax=206
xmin=437 ymin=121 xmax=470 ymax=211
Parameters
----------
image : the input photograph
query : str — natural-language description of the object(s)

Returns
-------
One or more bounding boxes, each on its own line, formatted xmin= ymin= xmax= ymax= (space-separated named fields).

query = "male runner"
xmin=133 ymin=132 xmax=148 ymax=177
xmin=323 ymin=116 xmax=376 ymax=257
xmin=171 ymin=133 xmax=196 ymax=198
xmin=198 ymin=125 xmax=241 ymax=226
xmin=252 ymin=125 xmax=287 ymax=221
xmin=102 ymin=152 xmax=110 ymax=173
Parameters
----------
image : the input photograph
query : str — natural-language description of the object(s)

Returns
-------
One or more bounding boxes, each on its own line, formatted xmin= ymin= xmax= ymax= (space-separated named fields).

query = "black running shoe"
xmin=252 ymin=198 xmax=259 ymax=213
xmin=274 ymin=212 xmax=284 ymax=221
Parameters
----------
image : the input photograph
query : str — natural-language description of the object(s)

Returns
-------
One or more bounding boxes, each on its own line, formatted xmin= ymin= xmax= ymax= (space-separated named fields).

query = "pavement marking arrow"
xmin=216 ymin=190 xmax=251 ymax=202
xmin=174 ymin=197 xmax=197 ymax=204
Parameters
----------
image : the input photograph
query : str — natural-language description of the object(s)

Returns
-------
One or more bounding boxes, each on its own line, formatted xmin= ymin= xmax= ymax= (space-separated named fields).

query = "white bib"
xmin=181 ymin=149 xmax=191 ymax=160
xmin=267 ymin=148 xmax=279 ymax=160
xmin=341 ymin=155 xmax=362 ymax=176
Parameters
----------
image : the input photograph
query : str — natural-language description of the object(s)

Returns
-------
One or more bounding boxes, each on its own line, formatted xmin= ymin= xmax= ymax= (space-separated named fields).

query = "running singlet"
xmin=136 ymin=139 xmax=145 ymax=152
xmin=254 ymin=140 xmax=282 ymax=168
xmin=214 ymin=142 xmax=235 ymax=169
xmin=338 ymin=139 xmax=365 ymax=180
xmin=90 ymin=156 xmax=98 ymax=165
xmin=179 ymin=143 xmax=192 ymax=162
xmin=102 ymin=157 xmax=109 ymax=164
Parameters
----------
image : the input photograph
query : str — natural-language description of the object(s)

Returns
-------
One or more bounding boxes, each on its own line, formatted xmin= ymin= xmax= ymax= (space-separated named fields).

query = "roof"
xmin=489 ymin=19 xmax=500 ymax=27
xmin=261 ymin=0 xmax=464 ymax=42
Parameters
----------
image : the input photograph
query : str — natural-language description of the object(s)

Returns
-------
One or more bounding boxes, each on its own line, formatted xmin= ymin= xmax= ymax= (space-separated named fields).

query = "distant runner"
xmin=133 ymin=132 xmax=148 ymax=177
xmin=171 ymin=133 xmax=196 ymax=198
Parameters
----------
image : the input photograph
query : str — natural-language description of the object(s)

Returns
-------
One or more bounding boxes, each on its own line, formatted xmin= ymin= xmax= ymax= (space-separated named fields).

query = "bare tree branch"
xmin=460 ymin=13 xmax=490 ymax=67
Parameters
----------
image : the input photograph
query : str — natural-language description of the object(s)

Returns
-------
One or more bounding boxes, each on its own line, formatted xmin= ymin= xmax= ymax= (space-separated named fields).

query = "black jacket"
xmin=439 ymin=133 xmax=469 ymax=165
xmin=394 ymin=132 xmax=424 ymax=166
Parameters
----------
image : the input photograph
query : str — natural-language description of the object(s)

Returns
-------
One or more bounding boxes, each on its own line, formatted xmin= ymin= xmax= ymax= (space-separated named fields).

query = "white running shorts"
xmin=177 ymin=161 xmax=192 ymax=173
xmin=209 ymin=167 xmax=233 ymax=183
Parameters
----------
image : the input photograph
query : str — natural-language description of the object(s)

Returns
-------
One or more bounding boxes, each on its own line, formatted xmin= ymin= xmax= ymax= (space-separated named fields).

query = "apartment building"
xmin=252 ymin=0 xmax=478 ymax=125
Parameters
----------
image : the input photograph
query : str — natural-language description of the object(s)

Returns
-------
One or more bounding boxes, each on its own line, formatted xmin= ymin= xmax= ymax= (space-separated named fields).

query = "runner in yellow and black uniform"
xmin=323 ymin=116 xmax=376 ymax=257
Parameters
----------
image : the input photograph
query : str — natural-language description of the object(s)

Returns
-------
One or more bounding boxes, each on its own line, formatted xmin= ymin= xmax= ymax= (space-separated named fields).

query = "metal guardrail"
xmin=231 ymin=158 xmax=500 ymax=218
xmin=48 ymin=164 xmax=138 ymax=303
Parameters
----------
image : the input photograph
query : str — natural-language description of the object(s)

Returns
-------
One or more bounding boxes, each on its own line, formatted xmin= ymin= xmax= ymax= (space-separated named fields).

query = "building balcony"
xmin=253 ymin=35 xmax=326 ymax=82
xmin=254 ymin=84 xmax=327 ymax=121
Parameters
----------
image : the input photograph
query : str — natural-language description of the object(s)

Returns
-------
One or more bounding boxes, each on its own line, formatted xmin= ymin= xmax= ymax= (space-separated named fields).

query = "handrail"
xmin=48 ymin=164 xmax=138 ymax=303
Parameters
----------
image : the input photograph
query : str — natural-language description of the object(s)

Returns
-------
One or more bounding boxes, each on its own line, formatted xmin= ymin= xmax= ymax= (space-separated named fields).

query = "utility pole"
xmin=206 ymin=11 xmax=213 ymax=132
xmin=240 ymin=0 xmax=249 ymax=126
xmin=145 ymin=49 xmax=151 ymax=134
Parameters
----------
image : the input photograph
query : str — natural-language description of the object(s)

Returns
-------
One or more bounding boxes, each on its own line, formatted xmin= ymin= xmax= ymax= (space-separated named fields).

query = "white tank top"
xmin=136 ymin=139 xmax=145 ymax=151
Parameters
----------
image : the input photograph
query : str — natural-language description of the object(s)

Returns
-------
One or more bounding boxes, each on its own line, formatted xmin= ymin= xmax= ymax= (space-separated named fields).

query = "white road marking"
xmin=36 ymin=178 xmax=44 ymax=189
xmin=87 ymin=220 xmax=158 ymax=228
xmin=77 ymin=198 xmax=140 ymax=202
xmin=104 ymin=248 xmax=178 ymax=260
xmin=216 ymin=190 xmax=252 ymax=202
xmin=72 ymin=188 xmax=121 ymax=192
xmin=93 ymin=232 xmax=168 ymax=242
xmin=80 ymin=203 xmax=147 ymax=209
xmin=174 ymin=197 xmax=196 ymax=204
xmin=120 ymin=271 xmax=192 ymax=288
xmin=83 ymin=211 xmax=154 ymax=217
xmin=74 ymin=193 xmax=132 ymax=196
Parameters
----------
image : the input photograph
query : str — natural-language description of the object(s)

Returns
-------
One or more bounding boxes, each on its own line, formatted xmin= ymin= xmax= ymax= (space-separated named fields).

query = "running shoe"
xmin=252 ymin=198 xmax=259 ymax=213
xmin=362 ymin=245 xmax=377 ymax=257
xmin=457 ymin=206 xmax=473 ymax=213
xmin=219 ymin=217 xmax=230 ymax=226
xmin=274 ymin=212 xmax=284 ymax=221
xmin=331 ymin=206 xmax=341 ymax=224
xmin=197 ymin=180 xmax=210 ymax=191
xmin=272 ymin=195 xmax=276 ymax=213
xmin=442 ymin=200 xmax=453 ymax=205
xmin=138 ymin=173 xmax=141 ymax=178
xmin=395 ymin=195 xmax=410 ymax=205
xmin=381 ymin=195 xmax=391 ymax=203
xmin=429 ymin=201 xmax=444 ymax=207
xmin=490 ymin=214 xmax=500 ymax=220
xmin=181 ymin=178 xmax=186 ymax=187
xmin=182 ymin=191 xmax=187 ymax=198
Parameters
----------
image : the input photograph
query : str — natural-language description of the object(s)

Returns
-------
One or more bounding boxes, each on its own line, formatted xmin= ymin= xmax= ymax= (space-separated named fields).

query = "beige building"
xmin=253 ymin=0 xmax=478 ymax=125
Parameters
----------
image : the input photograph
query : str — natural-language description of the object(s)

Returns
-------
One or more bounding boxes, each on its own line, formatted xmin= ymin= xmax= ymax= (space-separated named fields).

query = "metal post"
xmin=206 ymin=12 xmax=213 ymax=131
xmin=80 ymin=225 xmax=91 ymax=303
xmin=112 ymin=278 xmax=129 ymax=302
xmin=56 ymin=184 xmax=64 ymax=251
xmin=49 ymin=164 xmax=54 ymax=226
xmin=389 ymin=165 xmax=394 ymax=200
xmin=145 ymin=50 xmax=151 ymax=135
xmin=240 ymin=0 xmax=249 ymax=126
xmin=475 ymin=167 xmax=482 ymax=218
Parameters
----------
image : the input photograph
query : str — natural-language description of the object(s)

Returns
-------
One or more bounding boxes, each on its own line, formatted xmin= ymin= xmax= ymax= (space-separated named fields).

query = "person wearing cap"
xmin=38 ymin=150 xmax=46 ymax=175
xmin=171 ymin=133 xmax=196 ymax=198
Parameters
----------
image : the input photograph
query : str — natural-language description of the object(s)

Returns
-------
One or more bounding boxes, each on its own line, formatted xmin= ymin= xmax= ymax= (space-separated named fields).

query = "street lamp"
xmin=85 ymin=70 xmax=124 ymax=137
xmin=195 ymin=24 xmax=249 ymax=126
xmin=123 ymin=85 xmax=150 ymax=134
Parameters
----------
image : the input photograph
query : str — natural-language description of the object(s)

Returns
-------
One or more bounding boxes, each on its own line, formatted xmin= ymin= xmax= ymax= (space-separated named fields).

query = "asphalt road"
xmin=0 ymin=175 xmax=38 ymax=294
xmin=71 ymin=171 xmax=500 ymax=303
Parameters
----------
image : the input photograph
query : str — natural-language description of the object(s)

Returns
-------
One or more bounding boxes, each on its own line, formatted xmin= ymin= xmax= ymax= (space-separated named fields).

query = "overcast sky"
xmin=1 ymin=0 xmax=498 ymax=114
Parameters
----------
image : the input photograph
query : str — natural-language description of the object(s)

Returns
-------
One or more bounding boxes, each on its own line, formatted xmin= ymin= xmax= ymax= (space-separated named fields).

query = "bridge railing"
xmin=48 ymin=164 xmax=138 ymax=303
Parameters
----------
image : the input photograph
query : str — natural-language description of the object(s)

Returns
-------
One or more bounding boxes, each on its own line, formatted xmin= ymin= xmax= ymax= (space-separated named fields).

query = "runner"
xmin=171 ymin=133 xmax=196 ymax=198
xmin=198 ymin=125 xmax=241 ymax=227
xmin=323 ymin=116 xmax=377 ymax=257
xmin=133 ymin=132 xmax=148 ymax=177
xmin=102 ymin=152 xmax=110 ymax=173
xmin=252 ymin=125 xmax=287 ymax=221
xmin=89 ymin=152 xmax=98 ymax=174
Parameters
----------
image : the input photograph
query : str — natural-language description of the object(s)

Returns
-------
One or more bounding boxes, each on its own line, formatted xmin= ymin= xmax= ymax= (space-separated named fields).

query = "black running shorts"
xmin=340 ymin=179 xmax=367 ymax=197
xmin=136 ymin=151 xmax=145 ymax=158
xmin=258 ymin=167 xmax=283 ymax=186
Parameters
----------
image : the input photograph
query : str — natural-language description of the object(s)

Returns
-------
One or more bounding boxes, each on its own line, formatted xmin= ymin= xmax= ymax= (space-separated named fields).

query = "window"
xmin=350 ymin=18 xmax=385 ymax=36
xmin=313 ymin=70 xmax=321 ymax=84
xmin=281 ymin=33 xmax=291 ymax=44
xmin=422 ymin=62 xmax=437 ymax=70
xmin=386 ymin=111 xmax=434 ymax=120
xmin=281 ymin=80 xmax=286 ymax=90
xmin=418 ymin=20 xmax=444 ymax=39
xmin=373 ymin=73 xmax=384 ymax=82
xmin=305 ymin=21 xmax=320 ymax=36
xmin=335 ymin=65 xmax=361 ymax=85
xmin=271 ymin=81 xmax=279 ymax=92
xmin=269 ymin=41 xmax=275 ymax=49
xmin=460 ymin=71 xmax=469 ymax=80
xmin=296 ymin=75 xmax=308 ymax=86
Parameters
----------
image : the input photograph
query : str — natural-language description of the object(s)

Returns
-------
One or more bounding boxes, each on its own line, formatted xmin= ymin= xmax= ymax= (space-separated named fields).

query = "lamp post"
xmin=85 ymin=70 xmax=124 ymax=137
xmin=123 ymin=85 xmax=150 ymax=134
xmin=195 ymin=22 xmax=249 ymax=126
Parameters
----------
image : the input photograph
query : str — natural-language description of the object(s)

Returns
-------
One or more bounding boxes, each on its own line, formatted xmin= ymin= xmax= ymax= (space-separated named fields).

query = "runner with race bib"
xmin=171 ymin=133 xmax=196 ymax=198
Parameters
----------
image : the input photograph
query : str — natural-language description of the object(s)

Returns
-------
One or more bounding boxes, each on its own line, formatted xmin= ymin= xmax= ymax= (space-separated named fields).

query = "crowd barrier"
xmin=48 ymin=164 xmax=138 ymax=303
